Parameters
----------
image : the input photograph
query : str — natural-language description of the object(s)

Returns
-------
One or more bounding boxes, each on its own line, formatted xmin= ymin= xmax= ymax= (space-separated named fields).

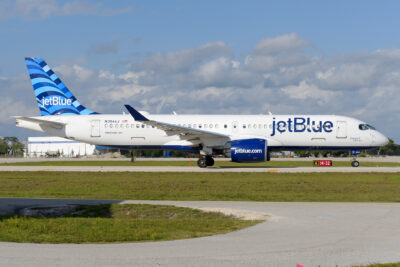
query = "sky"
xmin=1 ymin=0 xmax=400 ymax=143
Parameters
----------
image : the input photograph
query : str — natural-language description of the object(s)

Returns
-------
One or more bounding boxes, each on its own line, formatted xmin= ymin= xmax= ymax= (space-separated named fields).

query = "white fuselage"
xmin=16 ymin=113 xmax=389 ymax=153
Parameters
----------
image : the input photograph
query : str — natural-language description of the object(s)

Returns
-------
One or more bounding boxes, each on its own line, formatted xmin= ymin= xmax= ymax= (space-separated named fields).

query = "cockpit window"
xmin=359 ymin=124 xmax=376 ymax=130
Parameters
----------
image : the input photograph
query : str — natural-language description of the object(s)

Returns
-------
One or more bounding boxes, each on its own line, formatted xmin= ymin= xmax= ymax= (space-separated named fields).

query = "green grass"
xmin=1 ymin=172 xmax=400 ymax=202
xmin=0 ymin=204 xmax=258 ymax=243
xmin=352 ymin=263 xmax=400 ymax=267
xmin=2 ymin=160 xmax=400 ymax=167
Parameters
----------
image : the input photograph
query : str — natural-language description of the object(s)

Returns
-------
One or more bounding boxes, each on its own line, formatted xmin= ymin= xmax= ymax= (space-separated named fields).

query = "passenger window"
xmin=146 ymin=125 xmax=150 ymax=128
xmin=204 ymin=124 xmax=208 ymax=128
xmin=120 ymin=124 xmax=124 ymax=128
xmin=131 ymin=124 xmax=134 ymax=128
xmin=243 ymin=125 xmax=246 ymax=129
xmin=264 ymin=124 xmax=267 ymax=129
xmin=136 ymin=124 xmax=140 ymax=128
xmin=215 ymin=124 xmax=219 ymax=128
xmin=193 ymin=124 xmax=197 ymax=128
xmin=199 ymin=125 xmax=202 ymax=128
xmin=104 ymin=124 xmax=108 ymax=128
xmin=248 ymin=124 xmax=251 ymax=129
xmin=224 ymin=124 xmax=227 ymax=128
xmin=115 ymin=124 xmax=119 ymax=128
xmin=209 ymin=124 xmax=213 ymax=128
xmin=141 ymin=125 xmax=145 ymax=128
xmin=188 ymin=124 xmax=192 ymax=128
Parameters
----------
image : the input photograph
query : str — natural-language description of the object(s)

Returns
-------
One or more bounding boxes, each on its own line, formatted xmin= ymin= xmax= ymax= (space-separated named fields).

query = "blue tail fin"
xmin=25 ymin=57 xmax=97 ymax=116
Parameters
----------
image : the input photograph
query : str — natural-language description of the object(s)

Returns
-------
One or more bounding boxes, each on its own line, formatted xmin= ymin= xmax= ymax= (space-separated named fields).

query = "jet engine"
xmin=228 ymin=138 xmax=269 ymax=163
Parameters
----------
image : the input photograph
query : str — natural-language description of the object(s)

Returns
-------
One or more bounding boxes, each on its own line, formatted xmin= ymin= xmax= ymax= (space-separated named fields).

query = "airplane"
xmin=14 ymin=57 xmax=389 ymax=168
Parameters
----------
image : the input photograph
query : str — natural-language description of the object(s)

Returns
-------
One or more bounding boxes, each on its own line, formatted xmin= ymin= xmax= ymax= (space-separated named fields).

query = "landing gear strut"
xmin=197 ymin=155 xmax=214 ymax=168
xmin=130 ymin=150 xmax=135 ymax=163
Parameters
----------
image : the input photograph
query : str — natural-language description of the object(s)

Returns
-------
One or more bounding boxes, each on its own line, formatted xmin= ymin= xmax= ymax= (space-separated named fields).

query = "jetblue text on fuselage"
xmin=41 ymin=96 xmax=72 ymax=106
xmin=270 ymin=117 xmax=333 ymax=136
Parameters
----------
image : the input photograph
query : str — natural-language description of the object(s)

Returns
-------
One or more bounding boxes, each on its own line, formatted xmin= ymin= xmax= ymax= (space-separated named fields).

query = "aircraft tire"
xmin=351 ymin=161 xmax=360 ymax=167
xmin=197 ymin=158 xmax=208 ymax=168
xmin=206 ymin=156 xmax=214 ymax=166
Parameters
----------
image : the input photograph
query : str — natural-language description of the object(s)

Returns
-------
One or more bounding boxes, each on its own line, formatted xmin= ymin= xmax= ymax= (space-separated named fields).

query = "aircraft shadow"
xmin=0 ymin=198 xmax=122 ymax=218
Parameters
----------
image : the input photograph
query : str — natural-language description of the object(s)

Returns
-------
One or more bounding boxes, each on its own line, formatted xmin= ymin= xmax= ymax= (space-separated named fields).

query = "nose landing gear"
xmin=350 ymin=149 xmax=361 ymax=167
xmin=197 ymin=155 xmax=214 ymax=168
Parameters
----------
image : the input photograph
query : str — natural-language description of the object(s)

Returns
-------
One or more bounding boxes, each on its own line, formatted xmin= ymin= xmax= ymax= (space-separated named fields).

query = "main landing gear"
xmin=197 ymin=155 xmax=214 ymax=168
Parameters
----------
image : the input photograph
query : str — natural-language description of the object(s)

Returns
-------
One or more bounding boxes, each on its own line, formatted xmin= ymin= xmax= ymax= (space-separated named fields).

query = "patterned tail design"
xmin=25 ymin=57 xmax=98 ymax=116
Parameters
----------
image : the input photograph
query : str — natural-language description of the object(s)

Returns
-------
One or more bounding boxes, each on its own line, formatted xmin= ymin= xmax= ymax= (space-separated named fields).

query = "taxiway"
xmin=0 ymin=198 xmax=399 ymax=266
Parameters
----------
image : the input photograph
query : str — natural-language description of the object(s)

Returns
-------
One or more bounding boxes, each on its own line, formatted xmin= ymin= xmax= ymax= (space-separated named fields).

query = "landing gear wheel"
xmin=197 ymin=157 xmax=208 ymax=168
xmin=205 ymin=156 xmax=214 ymax=167
xmin=351 ymin=160 xmax=360 ymax=167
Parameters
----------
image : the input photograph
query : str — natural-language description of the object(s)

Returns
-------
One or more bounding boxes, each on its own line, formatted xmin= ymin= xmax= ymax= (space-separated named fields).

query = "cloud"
xmin=88 ymin=40 xmax=118 ymax=55
xmin=132 ymin=41 xmax=232 ymax=74
xmin=3 ymin=33 xmax=400 ymax=142
xmin=0 ymin=0 xmax=131 ymax=22
xmin=252 ymin=33 xmax=310 ymax=55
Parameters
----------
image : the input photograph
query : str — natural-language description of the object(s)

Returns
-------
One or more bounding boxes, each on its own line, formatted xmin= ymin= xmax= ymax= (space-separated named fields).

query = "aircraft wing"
xmin=13 ymin=116 xmax=66 ymax=129
xmin=124 ymin=105 xmax=229 ymax=139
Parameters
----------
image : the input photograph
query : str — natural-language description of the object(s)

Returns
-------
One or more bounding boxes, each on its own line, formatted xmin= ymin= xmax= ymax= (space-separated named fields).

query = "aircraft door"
xmin=91 ymin=120 xmax=101 ymax=137
xmin=336 ymin=121 xmax=347 ymax=138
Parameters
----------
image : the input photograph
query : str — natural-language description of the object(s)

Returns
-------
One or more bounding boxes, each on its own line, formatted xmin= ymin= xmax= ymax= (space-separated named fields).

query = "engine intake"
xmin=230 ymin=138 xmax=268 ymax=163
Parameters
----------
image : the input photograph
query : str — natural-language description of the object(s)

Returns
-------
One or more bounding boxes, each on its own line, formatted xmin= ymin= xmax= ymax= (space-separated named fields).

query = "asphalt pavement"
xmin=0 ymin=199 xmax=399 ymax=267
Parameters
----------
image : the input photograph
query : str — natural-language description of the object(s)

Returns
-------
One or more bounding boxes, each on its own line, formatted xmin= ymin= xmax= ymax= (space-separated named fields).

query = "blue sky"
xmin=1 ymin=0 xmax=400 ymax=143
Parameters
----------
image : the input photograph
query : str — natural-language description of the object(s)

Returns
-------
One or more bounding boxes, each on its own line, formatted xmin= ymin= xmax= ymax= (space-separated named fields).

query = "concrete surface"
xmin=0 ymin=198 xmax=399 ymax=266
xmin=0 ymin=165 xmax=400 ymax=172
xmin=1 ymin=156 xmax=400 ymax=163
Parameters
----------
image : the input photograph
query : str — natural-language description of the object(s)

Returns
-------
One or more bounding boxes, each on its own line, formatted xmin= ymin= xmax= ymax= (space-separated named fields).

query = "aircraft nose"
xmin=375 ymin=132 xmax=389 ymax=146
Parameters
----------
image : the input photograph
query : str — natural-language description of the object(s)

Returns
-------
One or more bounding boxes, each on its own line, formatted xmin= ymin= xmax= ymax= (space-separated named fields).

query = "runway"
xmin=1 ymin=165 xmax=400 ymax=172
xmin=0 ymin=198 xmax=400 ymax=266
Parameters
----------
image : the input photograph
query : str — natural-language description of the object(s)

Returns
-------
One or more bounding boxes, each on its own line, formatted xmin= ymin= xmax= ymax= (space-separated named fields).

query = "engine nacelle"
xmin=230 ymin=138 xmax=268 ymax=163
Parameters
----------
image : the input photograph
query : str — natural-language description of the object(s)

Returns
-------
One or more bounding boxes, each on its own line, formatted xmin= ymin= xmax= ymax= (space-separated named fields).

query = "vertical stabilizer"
xmin=25 ymin=57 xmax=97 ymax=116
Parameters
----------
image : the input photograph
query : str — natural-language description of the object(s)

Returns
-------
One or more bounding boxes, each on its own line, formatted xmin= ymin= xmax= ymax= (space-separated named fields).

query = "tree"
xmin=379 ymin=139 xmax=400 ymax=155
xmin=0 ymin=138 xmax=8 ymax=155
xmin=1 ymin=137 xmax=24 ymax=156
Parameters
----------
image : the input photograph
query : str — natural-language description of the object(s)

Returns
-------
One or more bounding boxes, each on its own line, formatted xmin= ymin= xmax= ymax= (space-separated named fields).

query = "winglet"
xmin=124 ymin=105 xmax=149 ymax=121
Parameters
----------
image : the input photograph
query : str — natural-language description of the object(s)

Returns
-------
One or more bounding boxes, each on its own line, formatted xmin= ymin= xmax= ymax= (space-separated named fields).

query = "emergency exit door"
xmin=336 ymin=121 xmax=347 ymax=138
xmin=91 ymin=120 xmax=101 ymax=137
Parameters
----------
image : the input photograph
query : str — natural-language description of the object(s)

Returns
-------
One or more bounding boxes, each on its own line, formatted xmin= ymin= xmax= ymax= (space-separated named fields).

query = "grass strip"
xmin=352 ymin=263 xmax=400 ymax=267
xmin=2 ymin=160 xmax=400 ymax=167
xmin=0 ymin=204 xmax=258 ymax=243
xmin=0 ymin=172 xmax=400 ymax=202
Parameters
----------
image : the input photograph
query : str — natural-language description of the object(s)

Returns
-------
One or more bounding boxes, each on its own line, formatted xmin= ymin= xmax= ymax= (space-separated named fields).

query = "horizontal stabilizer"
xmin=13 ymin=116 xmax=66 ymax=129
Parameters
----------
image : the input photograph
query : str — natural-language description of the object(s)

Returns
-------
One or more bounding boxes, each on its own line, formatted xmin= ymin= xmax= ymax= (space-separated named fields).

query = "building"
xmin=27 ymin=137 xmax=95 ymax=157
